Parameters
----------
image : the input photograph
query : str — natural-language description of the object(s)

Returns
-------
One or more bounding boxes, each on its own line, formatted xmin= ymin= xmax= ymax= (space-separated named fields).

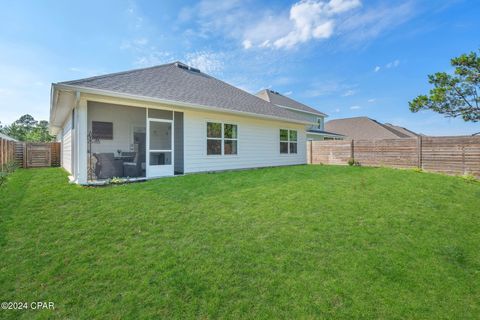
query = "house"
xmin=325 ymin=117 xmax=419 ymax=140
xmin=49 ymin=62 xmax=328 ymax=185
xmin=256 ymin=89 xmax=344 ymax=141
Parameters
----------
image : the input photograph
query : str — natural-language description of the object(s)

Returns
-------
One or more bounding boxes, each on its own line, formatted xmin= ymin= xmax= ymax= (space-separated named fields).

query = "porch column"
xmin=76 ymin=97 xmax=88 ymax=184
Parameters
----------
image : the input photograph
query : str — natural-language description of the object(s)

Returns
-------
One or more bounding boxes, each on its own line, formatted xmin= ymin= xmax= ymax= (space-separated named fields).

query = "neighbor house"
xmin=49 ymin=62 xmax=328 ymax=184
xmin=325 ymin=117 xmax=420 ymax=140
xmin=256 ymin=89 xmax=344 ymax=141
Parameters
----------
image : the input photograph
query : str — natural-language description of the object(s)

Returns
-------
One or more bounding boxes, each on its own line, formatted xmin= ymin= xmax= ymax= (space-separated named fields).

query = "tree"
xmin=409 ymin=50 xmax=480 ymax=122
xmin=0 ymin=114 xmax=55 ymax=142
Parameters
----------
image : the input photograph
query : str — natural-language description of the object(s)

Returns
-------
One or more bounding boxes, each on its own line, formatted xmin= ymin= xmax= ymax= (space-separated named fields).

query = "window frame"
xmin=206 ymin=121 xmax=239 ymax=156
xmin=279 ymin=129 xmax=298 ymax=155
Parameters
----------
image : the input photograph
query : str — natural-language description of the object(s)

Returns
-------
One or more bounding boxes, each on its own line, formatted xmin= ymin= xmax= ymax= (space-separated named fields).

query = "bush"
xmin=461 ymin=173 xmax=478 ymax=183
xmin=348 ymin=158 xmax=360 ymax=166
xmin=0 ymin=171 xmax=7 ymax=186
xmin=0 ymin=161 xmax=18 ymax=186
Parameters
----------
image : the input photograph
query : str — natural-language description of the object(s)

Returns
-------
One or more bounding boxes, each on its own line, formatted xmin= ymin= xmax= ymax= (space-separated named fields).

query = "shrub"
xmin=110 ymin=177 xmax=128 ymax=185
xmin=411 ymin=167 xmax=423 ymax=173
xmin=0 ymin=171 xmax=7 ymax=186
xmin=461 ymin=173 xmax=478 ymax=183
xmin=5 ymin=161 xmax=18 ymax=173
xmin=348 ymin=158 xmax=360 ymax=166
xmin=0 ymin=161 xmax=18 ymax=186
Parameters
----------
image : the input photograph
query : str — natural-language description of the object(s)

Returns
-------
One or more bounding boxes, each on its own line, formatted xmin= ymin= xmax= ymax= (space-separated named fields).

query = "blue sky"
xmin=0 ymin=0 xmax=479 ymax=135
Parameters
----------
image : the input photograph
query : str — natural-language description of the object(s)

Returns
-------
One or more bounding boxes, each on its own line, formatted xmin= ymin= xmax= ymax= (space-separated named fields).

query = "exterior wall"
xmin=61 ymin=113 xmax=73 ymax=174
xmin=183 ymin=109 xmax=307 ymax=173
xmin=87 ymin=101 xmax=146 ymax=154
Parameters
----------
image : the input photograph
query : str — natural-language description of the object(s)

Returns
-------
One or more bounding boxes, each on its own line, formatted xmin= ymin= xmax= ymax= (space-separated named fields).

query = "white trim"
xmin=146 ymin=115 xmax=174 ymax=178
xmin=52 ymin=84 xmax=315 ymax=126
xmin=273 ymin=103 xmax=327 ymax=117
xmin=279 ymin=128 xmax=298 ymax=155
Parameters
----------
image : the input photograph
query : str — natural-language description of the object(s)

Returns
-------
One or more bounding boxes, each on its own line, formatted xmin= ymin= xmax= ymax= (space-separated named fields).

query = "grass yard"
xmin=1 ymin=166 xmax=479 ymax=319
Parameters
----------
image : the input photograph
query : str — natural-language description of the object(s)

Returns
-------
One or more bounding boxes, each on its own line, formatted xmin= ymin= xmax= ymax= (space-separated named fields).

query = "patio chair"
xmin=94 ymin=153 xmax=123 ymax=179
xmin=123 ymin=152 xmax=141 ymax=177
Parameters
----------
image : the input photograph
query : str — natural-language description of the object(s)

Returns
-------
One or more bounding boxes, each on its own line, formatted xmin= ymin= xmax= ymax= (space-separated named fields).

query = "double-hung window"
xmin=207 ymin=122 xmax=238 ymax=155
xmin=280 ymin=129 xmax=297 ymax=154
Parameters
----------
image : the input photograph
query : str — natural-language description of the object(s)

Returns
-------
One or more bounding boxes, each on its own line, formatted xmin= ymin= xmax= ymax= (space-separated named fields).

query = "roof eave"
xmin=273 ymin=103 xmax=327 ymax=117
xmin=54 ymin=83 xmax=316 ymax=126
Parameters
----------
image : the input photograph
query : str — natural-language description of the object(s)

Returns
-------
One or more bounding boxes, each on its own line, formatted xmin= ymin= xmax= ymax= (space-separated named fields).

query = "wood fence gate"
xmin=26 ymin=143 xmax=52 ymax=167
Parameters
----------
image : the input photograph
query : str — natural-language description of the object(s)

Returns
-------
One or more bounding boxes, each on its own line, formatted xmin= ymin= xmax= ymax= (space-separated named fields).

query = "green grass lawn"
xmin=1 ymin=166 xmax=479 ymax=319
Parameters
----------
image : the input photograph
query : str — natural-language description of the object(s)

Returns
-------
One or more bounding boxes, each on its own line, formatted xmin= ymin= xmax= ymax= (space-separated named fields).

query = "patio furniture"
xmin=93 ymin=153 xmax=124 ymax=179
xmin=123 ymin=151 xmax=144 ymax=177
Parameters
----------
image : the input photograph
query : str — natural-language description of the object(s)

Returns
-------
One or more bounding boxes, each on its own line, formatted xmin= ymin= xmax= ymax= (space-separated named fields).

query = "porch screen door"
xmin=146 ymin=118 xmax=174 ymax=177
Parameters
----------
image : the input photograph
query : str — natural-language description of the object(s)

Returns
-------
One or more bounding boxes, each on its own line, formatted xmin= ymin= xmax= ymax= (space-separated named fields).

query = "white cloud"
xmin=284 ymin=91 xmax=293 ymax=96
xmin=342 ymin=89 xmax=356 ymax=96
xmin=133 ymin=51 xmax=173 ymax=67
xmin=350 ymin=105 xmax=361 ymax=110
xmin=368 ymin=98 xmax=376 ymax=103
xmin=271 ymin=0 xmax=361 ymax=49
xmin=386 ymin=59 xmax=400 ymax=68
xmin=334 ymin=108 xmax=341 ymax=112
xmin=338 ymin=1 xmax=416 ymax=46
xmin=181 ymin=0 xmax=419 ymax=51
xmin=242 ymin=39 xmax=252 ymax=49
xmin=374 ymin=66 xmax=380 ymax=72
xmin=185 ymin=51 xmax=224 ymax=74
xmin=304 ymin=79 xmax=357 ymax=97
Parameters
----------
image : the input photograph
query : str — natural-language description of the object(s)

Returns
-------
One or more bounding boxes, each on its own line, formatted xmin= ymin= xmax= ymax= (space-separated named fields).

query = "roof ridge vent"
xmin=175 ymin=62 xmax=201 ymax=73
xmin=189 ymin=66 xmax=201 ymax=73
xmin=175 ymin=62 xmax=189 ymax=70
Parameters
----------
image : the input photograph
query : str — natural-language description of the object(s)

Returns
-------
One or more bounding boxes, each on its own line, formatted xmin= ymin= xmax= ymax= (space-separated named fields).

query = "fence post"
xmin=350 ymin=139 xmax=354 ymax=160
xmin=417 ymin=136 xmax=422 ymax=169
xmin=0 ymin=138 xmax=3 ymax=170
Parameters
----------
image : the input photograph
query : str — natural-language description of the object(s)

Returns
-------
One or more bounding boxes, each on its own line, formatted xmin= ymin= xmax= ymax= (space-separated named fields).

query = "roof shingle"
xmin=58 ymin=62 xmax=314 ymax=124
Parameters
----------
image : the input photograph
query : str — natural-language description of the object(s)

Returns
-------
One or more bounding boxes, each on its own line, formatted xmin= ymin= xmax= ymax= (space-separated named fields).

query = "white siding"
xmin=61 ymin=115 xmax=73 ymax=174
xmin=183 ymin=109 xmax=307 ymax=173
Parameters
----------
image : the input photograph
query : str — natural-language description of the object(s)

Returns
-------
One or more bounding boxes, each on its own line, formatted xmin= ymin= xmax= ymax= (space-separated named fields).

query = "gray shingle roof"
xmin=325 ymin=117 xmax=418 ymax=140
xmin=58 ymin=62 xmax=313 ymax=124
xmin=256 ymin=89 xmax=326 ymax=116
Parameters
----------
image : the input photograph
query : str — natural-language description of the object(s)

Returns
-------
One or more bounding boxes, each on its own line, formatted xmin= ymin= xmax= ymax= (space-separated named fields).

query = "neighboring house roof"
xmin=255 ymin=89 xmax=326 ymax=117
xmin=307 ymin=128 xmax=344 ymax=137
xmin=325 ymin=117 xmax=419 ymax=140
xmin=54 ymin=62 xmax=314 ymax=125
xmin=383 ymin=123 xmax=419 ymax=138
xmin=0 ymin=132 xmax=17 ymax=141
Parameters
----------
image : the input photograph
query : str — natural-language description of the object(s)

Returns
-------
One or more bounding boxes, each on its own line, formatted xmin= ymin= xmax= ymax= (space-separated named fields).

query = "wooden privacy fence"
xmin=0 ymin=140 xmax=60 ymax=169
xmin=0 ymin=137 xmax=16 ymax=170
xmin=307 ymin=136 xmax=480 ymax=177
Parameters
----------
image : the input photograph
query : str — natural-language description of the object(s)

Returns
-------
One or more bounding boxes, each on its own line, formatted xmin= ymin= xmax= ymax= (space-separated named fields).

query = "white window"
xmin=280 ymin=129 xmax=297 ymax=154
xmin=207 ymin=122 xmax=238 ymax=155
